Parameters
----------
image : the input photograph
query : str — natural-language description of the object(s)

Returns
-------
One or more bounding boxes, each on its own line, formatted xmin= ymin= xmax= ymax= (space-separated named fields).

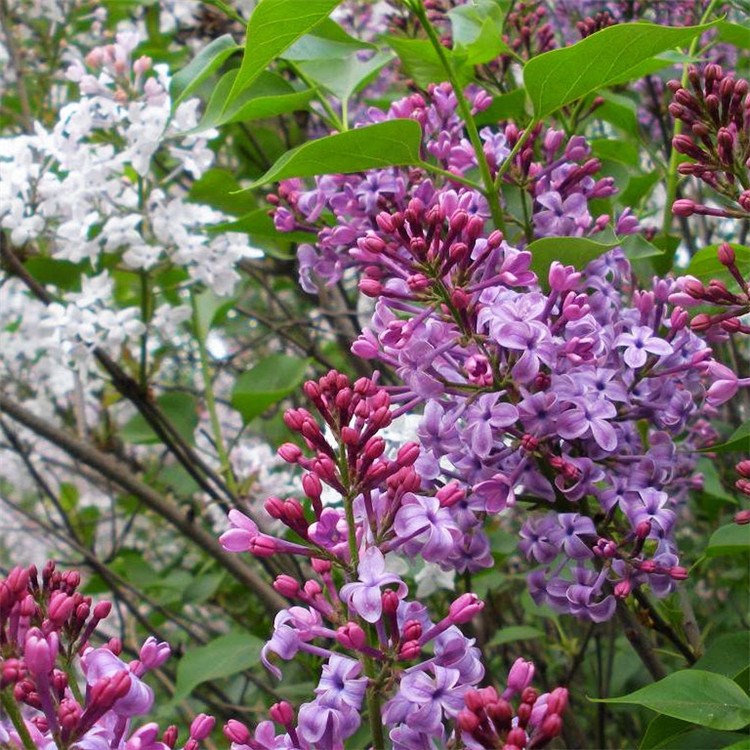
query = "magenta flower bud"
xmin=540 ymin=713 xmax=564 ymax=741
xmin=690 ymin=313 xmax=713 ymax=332
xmin=548 ymin=262 xmax=581 ymax=292
xmin=58 ymin=698 xmax=81 ymax=731
xmin=635 ymin=520 xmax=652 ymax=540
xmin=457 ymin=709 xmax=480 ymax=733
xmin=614 ymin=579 xmax=631 ymax=599
xmin=264 ymin=497 xmax=285 ymax=519
xmin=436 ymin=481 xmax=464 ymax=508
xmin=717 ymin=242 xmax=736 ymax=267
xmin=273 ymin=575 xmax=299 ymax=598
xmin=669 ymin=566 xmax=689 ymax=581
xmin=738 ymin=480 xmax=750 ymax=497
xmin=363 ymin=436 xmax=386 ymax=461
xmin=25 ymin=629 xmax=58 ymax=676
xmin=672 ymin=199 xmax=696 ymax=217
xmin=399 ymin=640 xmax=421 ymax=660
xmin=47 ymin=592 xmax=76 ymax=626
xmin=507 ymin=727 xmax=527 ymax=747
xmin=139 ymin=637 xmax=170 ymax=671
xmin=670 ymin=307 xmax=688 ymax=331
xmin=734 ymin=509 xmax=750 ymax=524
xmin=639 ymin=560 xmax=657 ymax=574
xmin=163 ymin=725 xmax=179 ymax=748
xmin=302 ymin=473 xmax=322 ymax=501
xmin=311 ymin=558 xmax=332 ymax=574
xmin=507 ymin=658 xmax=535 ymax=695
xmin=402 ymin=619 xmax=422 ymax=642
xmin=189 ymin=714 xmax=215 ymax=741
xmin=448 ymin=593 xmax=484 ymax=624
xmin=451 ymin=288 xmax=470 ymax=310
xmin=546 ymin=686 xmax=569 ymax=715
xmin=336 ymin=623 xmax=367 ymax=650
xmin=737 ymin=461 xmax=750 ymax=478
xmin=269 ymin=701 xmax=295 ymax=727
xmin=249 ymin=537 xmax=280 ymax=557
xmin=223 ymin=720 xmax=250 ymax=745
xmin=396 ymin=442 xmax=420 ymax=467
xmin=303 ymin=580 xmax=322 ymax=599
xmin=277 ymin=443 xmax=302 ymax=463
xmin=407 ymin=273 xmax=430 ymax=292
xmin=359 ymin=278 xmax=382 ymax=297
xmin=93 ymin=601 xmax=112 ymax=620
xmin=382 ymin=589 xmax=400 ymax=615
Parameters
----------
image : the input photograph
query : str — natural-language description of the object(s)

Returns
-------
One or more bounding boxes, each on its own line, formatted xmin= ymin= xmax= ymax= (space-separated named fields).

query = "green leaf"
xmin=231 ymin=354 xmax=310 ymax=423
xmin=527 ymin=236 xmax=621 ymax=285
xmin=594 ymin=670 xmax=750 ymax=731
xmin=717 ymin=21 xmax=750 ymax=51
xmin=171 ymin=34 xmax=240 ymax=107
xmin=225 ymin=0 xmax=343 ymax=106
xmin=448 ymin=1 xmax=510 ymax=65
xmin=721 ymin=739 xmax=750 ymax=750
xmin=694 ymin=633 xmax=750 ymax=679
xmin=24 ymin=257 xmax=83 ymax=291
xmin=173 ymin=632 xmax=263 ymax=700
xmin=640 ymin=715 xmax=694 ymax=750
xmin=120 ymin=393 xmax=199 ymax=445
xmin=474 ymin=88 xmax=528 ymax=125
xmin=193 ymin=288 xmax=236 ymax=339
xmin=596 ymin=91 xmax=640 ymax=137
xmin=591 ymin=137 xmax=640 ymax=167
xmin=387 ymin=36 xmax=471 ymax=88
xmin=243 ymin=119 xmax=423 ymax=189
xmin=685 ymin=243 xmax=750 ymax=288
xmin=296 ymin=50 xmax=394 ymax=101
xmin=195 ymin=70 xmax=314 ymax=131
xmin=488 ymin=625 xmax=544 ymax=647
xmin=706 ymin=524 xmax=750 ymax=558
xmin=282 ymin=18 xmax=374 ymax=60
xmin=523 ymin=21 xmax=715 ymax=117
xmin=189 ymin=168 xmax=251 ymax=215
xmin=707 ymin=421 xmax=750 ymax=454
xmin=619 ymin=233 xmax=666 ymax=261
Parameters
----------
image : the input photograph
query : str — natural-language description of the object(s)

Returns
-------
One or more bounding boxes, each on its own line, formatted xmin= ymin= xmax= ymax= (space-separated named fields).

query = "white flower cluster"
xmin=0 ymin=31 xmax=261 ymax=297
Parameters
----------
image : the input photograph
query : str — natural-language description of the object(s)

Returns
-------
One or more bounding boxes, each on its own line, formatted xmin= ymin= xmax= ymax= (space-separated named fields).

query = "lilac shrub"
xmin=270 ymin=86 xmax=738 ymax=622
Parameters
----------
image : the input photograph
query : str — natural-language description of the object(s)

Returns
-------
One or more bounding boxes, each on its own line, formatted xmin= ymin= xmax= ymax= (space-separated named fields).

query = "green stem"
xmin=287 ymin=61 xmax=344 ymax=131
xmin=410 ymin=0 xmax=505 ymax=233
xmin=494 ymin=118 xmax=539 ymax=187
xmin=661 ymin=0 xmax=721 ymax=238
xmin=1 ymin=689 xmax=36 ymax=750
xmin=417 ymin=160 xmax=483 ymax=190
xmin=190 ymin=292 xmax=238 ymax=496
xmin=364 ymin=655 xmax=385 ymax=749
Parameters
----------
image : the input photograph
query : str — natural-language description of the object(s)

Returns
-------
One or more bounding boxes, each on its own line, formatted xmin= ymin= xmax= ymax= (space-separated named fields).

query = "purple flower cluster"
xmin=271 ymin=84 xmax=627 ymax=293
xmin=0 ymin=563 xmax=212 ymax=750
xmin=219 ymin=371 xmax=566 ymax=748
xmin=345 ymin=193 xmax=728 ymax=619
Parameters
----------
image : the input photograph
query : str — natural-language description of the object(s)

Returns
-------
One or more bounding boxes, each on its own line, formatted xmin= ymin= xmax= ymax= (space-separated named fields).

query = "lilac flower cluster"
xmin=219 ymin=370 xmax=567 ymax=749
xmin=669 ymin=64 xmax=750 ymax=221
xmin=271 ymin=82 xmax=737 ymax=621
xmin=0 ymin=562 xmax=213 ymax=750
xmin=271 ymin=84 xmax=626 ymax=293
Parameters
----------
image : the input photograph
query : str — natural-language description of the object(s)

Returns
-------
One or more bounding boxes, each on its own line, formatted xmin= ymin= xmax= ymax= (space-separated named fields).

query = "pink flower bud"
xmin=506 ymin=658 xmax=535 ymax=695
xmin=717 ymin=242 xmax=736 ymax=267
xmin=269 ymin=701 xmax=294 ymax=727
xmin=273 ymin=575 xmax=299 ymax=598
xmin=734 ymin=509 xmax=750 ymax=524
xmin=399 ymin=640 xmax=421 ymax=660
xmin=163 ymin=725 xmax=179 ymax=748
xmin=672 ymin=199 xmax=696 ymax=217
xmin=396 ymin=442 xmax=420 ymax=467
xmin=223 ymin=720 xmax=250 ymax=744
xmin=189 ymin=714 xmax=215 ymax=741
xmin=24 ymin=629 xmax=58 ymax=675
xmin=614 ymin=579 xmax=631 ymax=599
xmin=448 ymin=593 xmax=484 ymax=624
xmin=669 ymin=566 xmax=689 ymax=581
xmin=336 ymin=623 xmax=367 ymax=650
xmin=277 ymin=443 xmax=302 ymax=463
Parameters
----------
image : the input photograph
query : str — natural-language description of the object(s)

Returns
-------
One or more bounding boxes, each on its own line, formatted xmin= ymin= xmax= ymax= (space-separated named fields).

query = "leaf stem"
xmin=191 ymin=292 xmax=238 ymax=496
xmin=410 ymin=0 xmax=505 ymax=232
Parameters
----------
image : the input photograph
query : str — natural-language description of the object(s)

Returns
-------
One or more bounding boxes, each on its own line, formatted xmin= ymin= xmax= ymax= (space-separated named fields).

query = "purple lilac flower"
xmin=339 ymin=547 xmax=407 ymax=622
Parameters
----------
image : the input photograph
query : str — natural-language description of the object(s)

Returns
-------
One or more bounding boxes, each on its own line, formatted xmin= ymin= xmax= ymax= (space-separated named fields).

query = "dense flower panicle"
xmin=0 ymin=562 xmax=202 ymax=750
xmin=271 ymin=84 xmax=623 ymax=295
xmin=667 ymin=64 xmax=750 ymax=220
xmin=268 ymin=77 xmax=738 ymax=622
xmin=218 ymin=370 xmax=535 ymax=746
